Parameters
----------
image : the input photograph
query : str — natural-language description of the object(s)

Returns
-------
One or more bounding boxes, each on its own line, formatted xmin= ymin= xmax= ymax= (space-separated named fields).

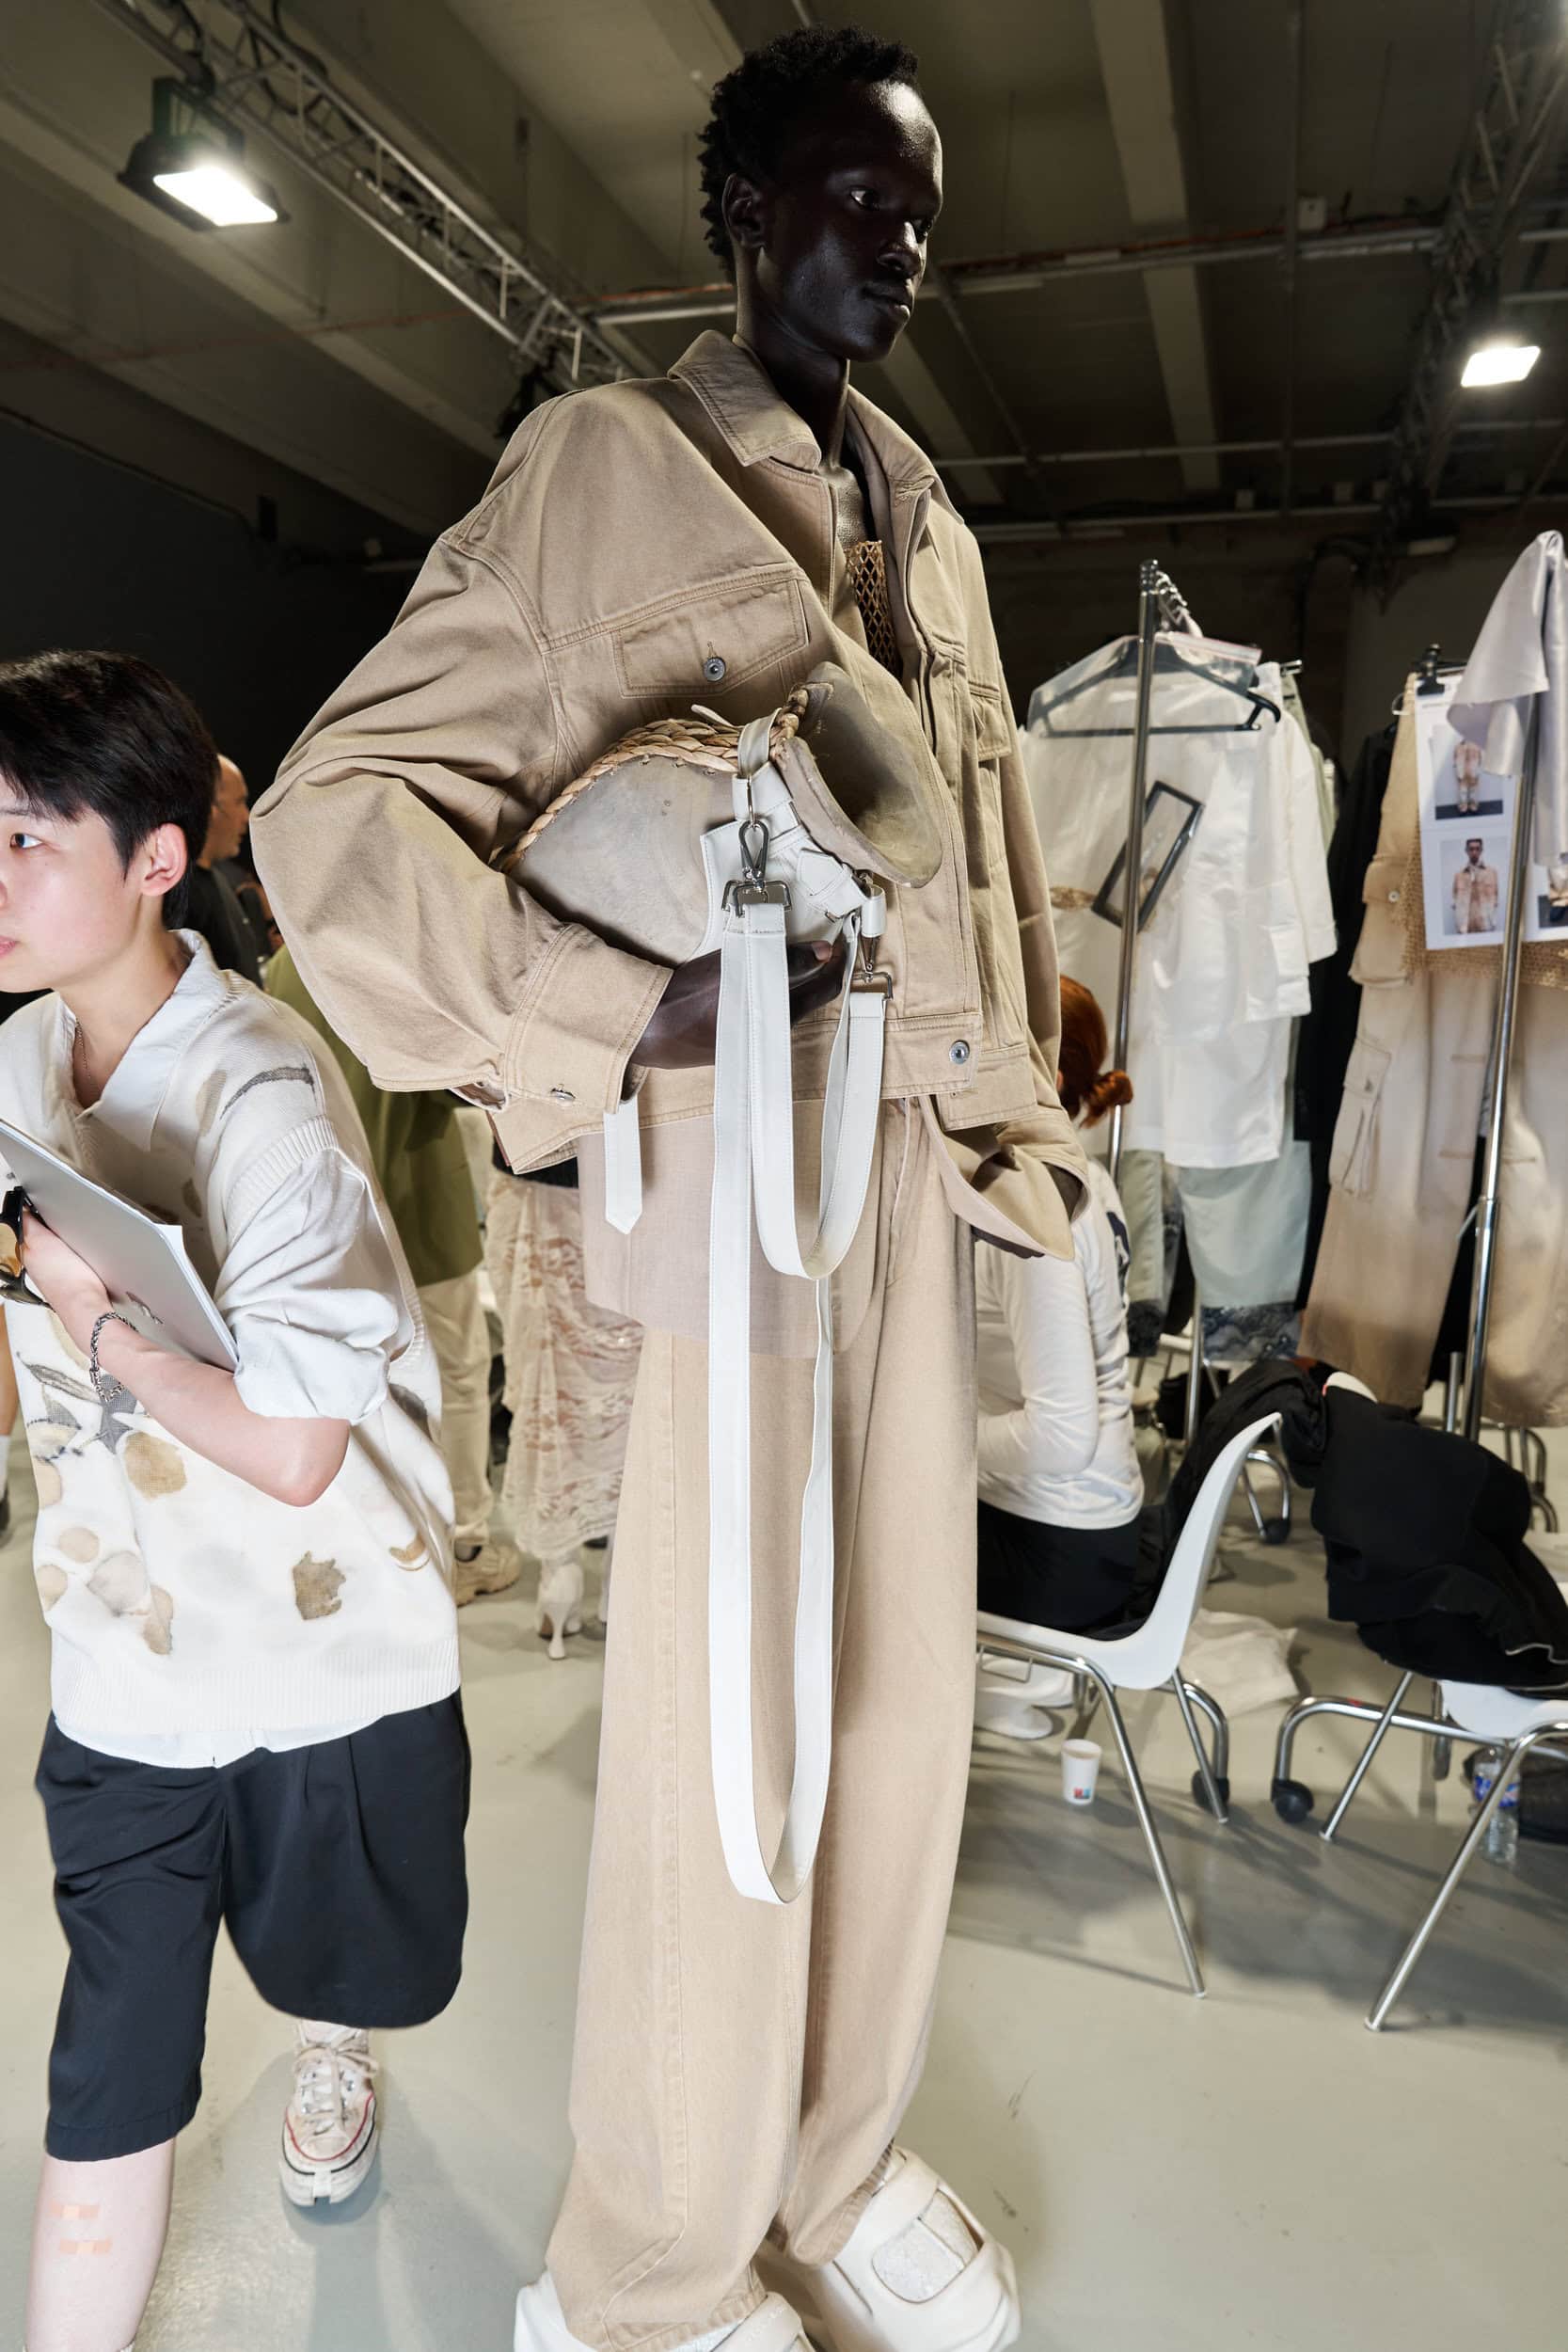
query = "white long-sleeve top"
xmin=976 ymin=1156 xmax=1143 ymax=1530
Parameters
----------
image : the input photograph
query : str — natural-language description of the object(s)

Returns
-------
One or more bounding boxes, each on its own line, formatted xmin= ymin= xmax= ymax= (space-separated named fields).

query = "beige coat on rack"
xmin=1301 ymin=691 xmax=1568 ymax=1423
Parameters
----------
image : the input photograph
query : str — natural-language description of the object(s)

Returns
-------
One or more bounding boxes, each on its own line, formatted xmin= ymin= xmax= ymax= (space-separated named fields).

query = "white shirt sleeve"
xmin=976 ymin=1246 xmax=1101 ymax=1488
xmin=214 ymin=1147 xmax=407 ymax=1424
xmin=1282 ymin=718 xmax=1336 ymax=963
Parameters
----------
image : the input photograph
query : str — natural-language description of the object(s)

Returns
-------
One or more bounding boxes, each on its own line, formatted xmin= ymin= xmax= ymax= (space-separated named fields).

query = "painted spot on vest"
xmin=221 ymin=1064 xmax=318 ymax=1121
xmin=389 ymin=1534 xmax=429 ymax=1569
xmin=390 ymin=1384 xmax=431 ymax=1438
xmin=194 ymin=1069 xmax=228 ymax=1139
xmin=57 ymin=1527 xmax=99 ymax=1564
xmin=35 ymin=1562 xmax=67 ymax=1611
xmin=142 ymin=1586 xmax=175 ymax=1655
xmin=293 ymin=1552 xmax=343 ymax=1619
xmin=123 ymin=1431 xmax=188 ymax=1500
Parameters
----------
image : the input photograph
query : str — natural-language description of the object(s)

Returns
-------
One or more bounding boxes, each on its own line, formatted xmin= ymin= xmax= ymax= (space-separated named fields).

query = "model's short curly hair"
xmin=699 ymin=24 xmax=922 ymax=274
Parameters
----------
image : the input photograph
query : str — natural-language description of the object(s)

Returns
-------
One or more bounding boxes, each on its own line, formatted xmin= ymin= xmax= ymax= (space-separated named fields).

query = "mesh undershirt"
xmin=846 ymin=537 xmax=903 ymax=678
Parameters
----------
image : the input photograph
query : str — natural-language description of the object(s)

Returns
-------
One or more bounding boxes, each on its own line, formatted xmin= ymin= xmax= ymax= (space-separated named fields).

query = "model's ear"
xmin=139 ymin=821 xmax=189 ymax=903
xmin=722 ymin=171 xmax=768 ymax=257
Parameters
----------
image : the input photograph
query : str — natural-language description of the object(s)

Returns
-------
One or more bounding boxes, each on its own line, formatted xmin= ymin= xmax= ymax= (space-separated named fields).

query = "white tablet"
xmin=0 ymin=1117 xmax=238 ymax=1369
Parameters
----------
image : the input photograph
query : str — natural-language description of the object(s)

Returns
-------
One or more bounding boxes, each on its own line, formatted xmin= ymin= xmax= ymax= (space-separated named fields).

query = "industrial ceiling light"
xmin=119 ymin=79 xmax=285 ymax=230
xmin=1461 ymin=338 xmax=1541 ymax=388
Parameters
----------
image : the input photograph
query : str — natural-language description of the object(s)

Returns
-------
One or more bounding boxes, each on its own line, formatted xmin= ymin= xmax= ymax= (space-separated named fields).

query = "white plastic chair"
xmin=976 ymin=1411 xmax=1283 ymax=1996
xmin=1368 ymin=1678 xmax=1568 ymax=2030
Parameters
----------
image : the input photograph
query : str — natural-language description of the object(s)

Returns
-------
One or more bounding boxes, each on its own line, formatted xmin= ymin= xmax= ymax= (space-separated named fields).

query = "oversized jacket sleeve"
xmin=250 ymin=425 xmax=672 ymax=1149
xmin=933 ymin=577 xmax=1087 ymax=1256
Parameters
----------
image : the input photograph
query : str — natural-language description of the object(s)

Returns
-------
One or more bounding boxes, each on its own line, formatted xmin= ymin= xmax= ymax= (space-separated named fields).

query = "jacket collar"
xmin=670 ymin=330 xmax=944 ymax=505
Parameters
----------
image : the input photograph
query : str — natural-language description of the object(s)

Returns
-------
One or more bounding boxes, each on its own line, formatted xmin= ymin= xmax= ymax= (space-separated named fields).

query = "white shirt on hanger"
xmin=1022 ymin=638 xmax=1334 ymax=1168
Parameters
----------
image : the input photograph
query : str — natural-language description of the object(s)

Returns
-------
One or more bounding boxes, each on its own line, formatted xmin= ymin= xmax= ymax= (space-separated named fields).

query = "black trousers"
xmin=976 ymin=1501 xmax=1149 ymax=1634
xmin=37 ymin=1695 xmax=469 ymax=2161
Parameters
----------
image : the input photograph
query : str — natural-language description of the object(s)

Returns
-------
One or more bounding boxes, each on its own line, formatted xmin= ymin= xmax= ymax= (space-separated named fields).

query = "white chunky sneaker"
xmin=974 ymin=1655 xmax=1076 ymax=1742
xmin=762 ymin=2150 xmax=1020 ymax=2352
xmin=278 ymin=2022 xmax=380 ymax=2207
xmin=515 ymin=2270 xmax=812 ymax=2352
xmin=453 ymin=1536 xmax=524 ymax=1607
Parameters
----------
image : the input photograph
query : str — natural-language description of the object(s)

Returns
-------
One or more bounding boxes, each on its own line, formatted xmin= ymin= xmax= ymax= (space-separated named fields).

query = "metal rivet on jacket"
xmin=949 ymin=1040 xmax=972 ymax=1065
xmin=703 ymin=655 xmax=727 ymax=683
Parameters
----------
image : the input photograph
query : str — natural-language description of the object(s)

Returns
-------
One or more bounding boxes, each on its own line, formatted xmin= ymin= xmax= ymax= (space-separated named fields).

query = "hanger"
xmin=1390 ymin=644 xmax=1465 ymax=716
xmin=1033 ymin=634 xmax=1283 ymax=739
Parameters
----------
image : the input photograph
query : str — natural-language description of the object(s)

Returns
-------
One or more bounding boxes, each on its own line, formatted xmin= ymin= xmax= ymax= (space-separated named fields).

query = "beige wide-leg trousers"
xmin=548 ymin=1103 xmax=977 ymax=2352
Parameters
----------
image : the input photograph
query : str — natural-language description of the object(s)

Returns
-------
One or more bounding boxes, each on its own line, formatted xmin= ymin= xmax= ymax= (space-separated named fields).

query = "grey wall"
xmin=0 ymin=406 xmax=423 ymax=792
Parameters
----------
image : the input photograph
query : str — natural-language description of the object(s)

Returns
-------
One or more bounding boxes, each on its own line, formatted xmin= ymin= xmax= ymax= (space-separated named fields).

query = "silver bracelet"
xmin=88 ymin=1309 xmax=134 ymax=1406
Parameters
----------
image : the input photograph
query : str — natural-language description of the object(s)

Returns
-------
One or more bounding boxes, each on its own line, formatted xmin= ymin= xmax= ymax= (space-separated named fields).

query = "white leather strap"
xmin=601 ymin=1093 xmax=644 ymax=1233
xmin=706 ymin=895 xmax=886 ymax=1905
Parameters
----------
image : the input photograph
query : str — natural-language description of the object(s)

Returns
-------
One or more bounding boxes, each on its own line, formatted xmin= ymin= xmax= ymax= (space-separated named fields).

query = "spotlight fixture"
xmin=1461 ymin=339 xmax=1541 ymax=389
xmin=120 ymin=79 xmax=285 ymax=230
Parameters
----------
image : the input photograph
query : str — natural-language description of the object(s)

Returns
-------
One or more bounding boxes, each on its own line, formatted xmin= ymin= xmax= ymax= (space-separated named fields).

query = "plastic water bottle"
xmin=1471 ymin=1751 xmax=1521 ymax=1867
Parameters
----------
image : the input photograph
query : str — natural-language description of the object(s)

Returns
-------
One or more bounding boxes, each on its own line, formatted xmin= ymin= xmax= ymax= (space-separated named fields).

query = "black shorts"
xmin=36 ymin=1694 xmax=469 ymax=2162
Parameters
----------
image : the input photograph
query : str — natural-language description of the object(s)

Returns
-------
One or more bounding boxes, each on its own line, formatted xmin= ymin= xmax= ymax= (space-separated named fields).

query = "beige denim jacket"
xmin=253 ymin=331 xmax=1085 ymax=1257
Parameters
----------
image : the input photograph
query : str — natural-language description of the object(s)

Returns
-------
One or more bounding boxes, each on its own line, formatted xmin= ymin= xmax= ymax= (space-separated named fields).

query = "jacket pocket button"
xmin=949 ymin=1040 xmax=972 ymax=1065
xmin=703 ymin=655 xmax=727 ymax=684
xmin=550 ymin=1086 xmax=576 ymax=1104
xmin=1387 ymin=889 xmax=1401 ymax=904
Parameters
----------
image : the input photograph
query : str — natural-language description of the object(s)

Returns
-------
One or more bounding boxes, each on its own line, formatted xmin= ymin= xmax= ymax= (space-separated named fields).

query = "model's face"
xmin=0 ymin=801 xmax=182 ymax=996
xmin=1465 ymin=840 xmax=1484 ymax=864
xmin=728 ymin=81 xmax=942 ymax=365
xmin=205 ymin=756 xmax=249 ymax=865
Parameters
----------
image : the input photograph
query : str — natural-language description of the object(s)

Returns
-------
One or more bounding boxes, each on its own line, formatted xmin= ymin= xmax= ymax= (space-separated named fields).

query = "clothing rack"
xmin=1107 ymin=563 xmax=1209 ymax=1460
xmin=1462 ymin=699 xmax=1540 ymax=1441
xmin=1106 ymin=561 xmax=1196 ymax=1189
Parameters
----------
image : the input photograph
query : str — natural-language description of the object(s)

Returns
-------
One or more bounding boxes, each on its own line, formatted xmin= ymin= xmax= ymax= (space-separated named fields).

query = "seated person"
xmin=975 ymin=977 xmax=1144 ymax=1731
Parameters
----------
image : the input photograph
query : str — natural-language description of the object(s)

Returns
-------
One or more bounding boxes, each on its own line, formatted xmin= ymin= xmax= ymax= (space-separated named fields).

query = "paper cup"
xmin=1062 ymin=1739 xmax=1102 ymax=1805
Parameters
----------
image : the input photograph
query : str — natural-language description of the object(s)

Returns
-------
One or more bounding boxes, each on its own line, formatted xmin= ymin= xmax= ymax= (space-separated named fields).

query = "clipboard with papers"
xmin=0 ymin=1117 xmax=238 ymax=1370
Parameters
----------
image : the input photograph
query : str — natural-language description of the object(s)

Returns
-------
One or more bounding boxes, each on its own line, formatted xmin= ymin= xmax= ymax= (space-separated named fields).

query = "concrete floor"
xmin=1 ymin=1422 xmax=1563 ymax=2352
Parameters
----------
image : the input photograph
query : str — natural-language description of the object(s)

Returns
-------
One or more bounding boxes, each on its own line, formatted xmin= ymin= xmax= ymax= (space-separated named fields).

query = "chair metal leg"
xmin=1099 ymin=1680 xmax=1206 ymax=1997
xmin=1180 ymin=1677 xmax=1230 ymax=1788
xmin=1367 ymin=1730 xmax=1542 ymax=2031
xmin=1431 ymin=1678 xmax=1452 ymax=1783
xmin=1172 ymin=1676 xmax=1228 ymax=1823
xmin=1321 ymin=1670 xmax=1415 ymax=1843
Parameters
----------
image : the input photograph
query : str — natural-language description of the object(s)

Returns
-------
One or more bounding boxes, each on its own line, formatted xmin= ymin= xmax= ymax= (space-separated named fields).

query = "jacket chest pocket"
xmin=958 ymin=671 xmax=1012 ymax=883
xmin=610 ymin=569 xmax=809 ymax=706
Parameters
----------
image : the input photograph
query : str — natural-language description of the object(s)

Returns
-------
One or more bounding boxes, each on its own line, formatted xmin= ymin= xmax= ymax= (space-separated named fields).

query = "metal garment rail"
xmin=1105 ymin=560 xmax=1196 ymax=1189
xmin=1104 ymin=563 xmax=1212 ymax=1441
xmin=1462 ymin=700 xmax=1542 ymax=1438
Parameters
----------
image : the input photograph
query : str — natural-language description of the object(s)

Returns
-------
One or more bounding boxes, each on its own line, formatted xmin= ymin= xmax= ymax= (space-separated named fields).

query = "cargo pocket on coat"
xmin=1327 ymin=1035 xmax=1393 ymax=1198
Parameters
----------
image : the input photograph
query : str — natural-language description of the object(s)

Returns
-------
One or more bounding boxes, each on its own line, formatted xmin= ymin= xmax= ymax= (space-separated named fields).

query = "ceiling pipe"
xmin=932 ymin=420 xmax=1562 ymax=470
xmin=588 ymin=219 xmax=1443 ymax=326
xmin=968 ymin=489 xmax=1564 ymax=544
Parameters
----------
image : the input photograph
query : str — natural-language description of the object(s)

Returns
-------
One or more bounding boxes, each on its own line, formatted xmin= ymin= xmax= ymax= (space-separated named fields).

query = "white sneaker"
xmin=974 ymin=1656 xmax=1076 ymax=1742
xmin=454 ymin=1537 xmax=524 ymax=1607
xmin=278 ymin=2022 xmax=380 ymax=2207
xmin=762 ymin=2149 xmax=1020 ymax=2352
xmin=515 ymin=2270 xmax=811 ymax=2352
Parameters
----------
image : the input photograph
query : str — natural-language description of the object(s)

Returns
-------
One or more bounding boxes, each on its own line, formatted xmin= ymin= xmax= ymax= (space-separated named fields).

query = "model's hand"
xmin=634 ymin=939 xmax=847 ymax=1071
xmin=21 ymin=1209 xmax=111 ymax=1351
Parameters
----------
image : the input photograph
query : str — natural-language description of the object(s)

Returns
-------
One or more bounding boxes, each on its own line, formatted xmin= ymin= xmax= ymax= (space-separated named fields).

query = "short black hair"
xmin=0 ymin=651 xmax=215 ymax=913
xmin=699 ymin=24 xmax=922 ymax=273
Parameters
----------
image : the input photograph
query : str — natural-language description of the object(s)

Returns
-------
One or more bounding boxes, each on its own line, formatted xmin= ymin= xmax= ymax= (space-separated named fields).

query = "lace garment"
xmin=485 ymin=1172 xmax=642 ymax=1561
